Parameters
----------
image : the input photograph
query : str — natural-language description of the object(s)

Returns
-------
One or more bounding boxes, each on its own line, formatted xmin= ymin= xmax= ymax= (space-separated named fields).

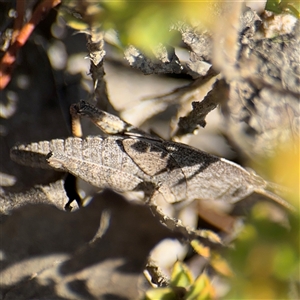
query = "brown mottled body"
xmin=11 ymin=134 xmax=275 ymax=205
xmin=10 ymin=101 xmax=293 ymax=209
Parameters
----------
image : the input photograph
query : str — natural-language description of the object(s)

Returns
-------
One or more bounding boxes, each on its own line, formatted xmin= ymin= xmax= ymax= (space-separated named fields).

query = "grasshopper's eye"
xmin=70 ymin=100 xmax=87 ymax=115
xmin=78 ymin=100 xmax=87 ymax=112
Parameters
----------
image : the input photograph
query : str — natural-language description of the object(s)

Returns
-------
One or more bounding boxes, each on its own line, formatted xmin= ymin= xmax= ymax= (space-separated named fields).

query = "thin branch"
xmin=172 ymin=78 xmax=229 ymax=138
xmin=0 ymin=0 xmax=61 ymax=90
xmin=11 ymin=0 xmax=26 ymax=43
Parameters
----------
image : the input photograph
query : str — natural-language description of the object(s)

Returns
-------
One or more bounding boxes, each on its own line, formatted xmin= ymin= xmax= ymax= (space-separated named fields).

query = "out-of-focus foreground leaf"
xmin=253 ymin=137 xmax=300 ymax=208
xmin=145 ymin=261 xmax=216 ymax=300
xmin=59 ymin=0 xmax=219 ymax=53
xmin=265 ymin=0 xmax=300 ymax=18
xmin=224 ymin=202 xmax=300 ymax=299
xmin=224 ymin=138 xmax=299 ymax=299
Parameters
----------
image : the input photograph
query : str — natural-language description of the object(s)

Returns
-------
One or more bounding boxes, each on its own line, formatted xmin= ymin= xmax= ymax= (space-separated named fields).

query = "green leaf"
xmin=170 ymin=261 xmax=194 ymax=288
xmin=185 ymin=273 xmax=216 ymax=300
xmin=198 ymin=230 xmax=222 ymax=244
xmin=224 ymin=202 xmax=300 ymax=299
xmin=272 ymin=243 xmax=299 ymax=280
xmin=210 ymin=253 xmax=234 ymax=277
xmin=144 ymin=287 xmax=177 ymax=300
xmin=265 ymin=0 xmax=282 ymax=14
xmin=59 ymin=1 xmax=219 ymax=54
xmin=190 ymin=240 xmax=211 ymax=259
xmin=265 ymin=0 xmax=300 ymax=18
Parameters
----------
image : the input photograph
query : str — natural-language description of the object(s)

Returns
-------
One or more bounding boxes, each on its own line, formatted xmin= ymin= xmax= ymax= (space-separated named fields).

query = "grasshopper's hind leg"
xmin=70 ymin=100 xmax=155 ymax=138
xmin=70 ymin=100 xmax=137 ymax=136
xmin=70 ymin=103 xmax=83 ymax=137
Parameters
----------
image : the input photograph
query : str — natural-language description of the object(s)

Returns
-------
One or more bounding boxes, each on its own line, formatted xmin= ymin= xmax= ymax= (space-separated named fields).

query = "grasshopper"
xmin=10 ymin=100 xmax=293 ymax=210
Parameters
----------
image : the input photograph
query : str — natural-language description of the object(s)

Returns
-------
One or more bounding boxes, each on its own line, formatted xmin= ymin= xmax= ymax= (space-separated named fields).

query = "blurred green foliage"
xmin=145 ymin=261 xmax=216 ymax=300
xmin=266 ymin=0 xmax=300 ymax=18
xmin=225 ymin=137 xmax=300 ymax=299
xmin=191 ymin=239 xmax=233 ymax=278
xmin=59 ymin=0 xmax=216 ymax=53
xmin=59 ymin=0 xmax=300 ymax=46
xmin=225 ymin=203 xmax=299 ymax=299
xmin=59 ymin=0 xmax=300 ymax=53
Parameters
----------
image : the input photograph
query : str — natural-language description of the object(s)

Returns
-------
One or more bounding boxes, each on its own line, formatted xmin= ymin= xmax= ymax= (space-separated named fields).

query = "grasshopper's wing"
xmin=163 ymin=141 xmax=262 ymax=203
xmin=122 ymin=138 xmax=187 ymax=202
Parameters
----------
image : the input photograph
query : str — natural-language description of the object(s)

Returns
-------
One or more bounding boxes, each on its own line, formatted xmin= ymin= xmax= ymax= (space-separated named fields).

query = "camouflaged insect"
xmin=10 ymin=101 xmax=293 ymax=210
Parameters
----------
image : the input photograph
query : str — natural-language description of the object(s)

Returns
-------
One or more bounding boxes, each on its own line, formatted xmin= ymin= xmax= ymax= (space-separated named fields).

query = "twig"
xmin=173 ymin=78 xmax=229 ymax=138
xmin=0 ymin=0 xmax=61 ymax=90
xmin=11 ymin=0 xmax=26 ymax=43
xmin=145 ymin=259 xmax=170 ymax=287
xmin=86 ymin=29 xmax=118 ymax=114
